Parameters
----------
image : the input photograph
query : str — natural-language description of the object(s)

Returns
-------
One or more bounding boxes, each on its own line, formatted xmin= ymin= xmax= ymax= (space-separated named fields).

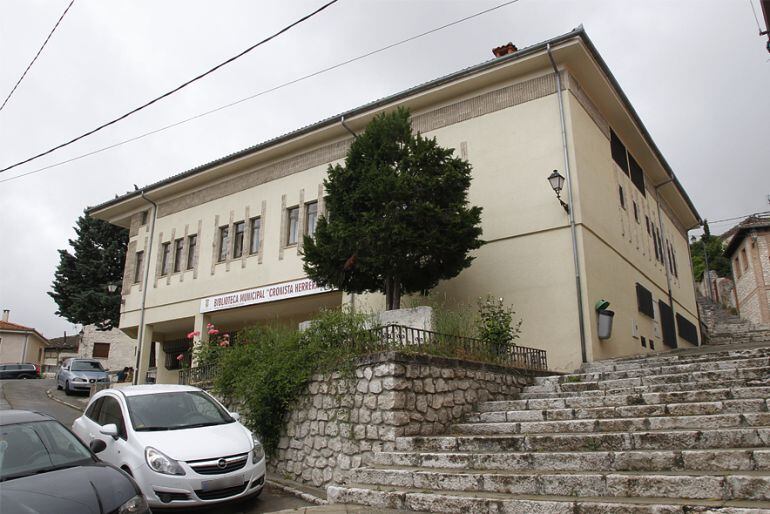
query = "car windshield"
xmin=0 ymin=420 xmax=94 ymax=482
xmin=71 ymin=361 xmax=104 ymax=372
xmin=126 ymin=391 xmax=234 ymax=431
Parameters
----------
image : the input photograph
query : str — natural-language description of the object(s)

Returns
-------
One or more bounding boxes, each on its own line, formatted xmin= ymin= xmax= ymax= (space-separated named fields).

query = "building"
xmin=78 ymin=324 xmax=138 ymax=373
xmin=43 ymin=332 xmax=81 ymax=374
xmin=0 ymin=310 xmax=49 ymax=365
xmin=724 ymin=215 xmax=770 ymax=325
xmin=89 ymin=28 xmax=702 ymax=382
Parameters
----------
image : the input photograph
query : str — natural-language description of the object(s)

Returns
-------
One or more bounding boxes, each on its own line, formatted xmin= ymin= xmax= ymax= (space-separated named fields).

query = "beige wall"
xmin=0 ymin=331 xmax=46 ymax=364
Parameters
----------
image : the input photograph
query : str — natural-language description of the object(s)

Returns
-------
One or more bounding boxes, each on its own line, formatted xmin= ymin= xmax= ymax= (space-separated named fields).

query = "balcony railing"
xmin=178 ymin=363 xmax=217 ymax=385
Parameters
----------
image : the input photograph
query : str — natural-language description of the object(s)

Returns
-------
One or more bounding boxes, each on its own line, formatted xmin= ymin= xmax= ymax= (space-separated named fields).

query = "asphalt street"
xmin=0 ymin=378 xmax=313 ymax=513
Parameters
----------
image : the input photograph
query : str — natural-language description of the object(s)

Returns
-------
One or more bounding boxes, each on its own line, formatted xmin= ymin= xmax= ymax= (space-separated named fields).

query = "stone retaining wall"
xmin=270 ymin=351 xmax=537 ymax=488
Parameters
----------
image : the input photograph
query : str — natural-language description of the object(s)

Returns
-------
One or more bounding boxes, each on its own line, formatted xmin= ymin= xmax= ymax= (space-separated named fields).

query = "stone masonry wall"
xmin=269 ymin=351 xmax=537 ymax=488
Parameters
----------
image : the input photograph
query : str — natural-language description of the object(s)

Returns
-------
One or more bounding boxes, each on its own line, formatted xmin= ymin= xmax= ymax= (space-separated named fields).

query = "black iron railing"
xmin=178 ymin=363 xmax=217 ymax=385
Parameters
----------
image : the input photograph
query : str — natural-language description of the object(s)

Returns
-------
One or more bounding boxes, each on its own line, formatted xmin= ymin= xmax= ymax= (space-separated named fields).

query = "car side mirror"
xmin=90 ymin=439 xmax=107 ymax=453
xmin=229 ymin=412 xmax=241 ymax=422
xmin=99 ymin=424 xmax=119 ymax=440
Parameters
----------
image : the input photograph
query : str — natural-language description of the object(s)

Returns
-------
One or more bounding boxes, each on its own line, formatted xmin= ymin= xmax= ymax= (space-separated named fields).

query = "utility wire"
xmin=0 ymin=0 xmax=523 ymax=184
xmin=0 ymin=0 xmax=339 ymax=174
xmin=702 ymin=210 xmax=770 ymax=226
xmin=0 ymin=0 xmax=76 ymax=113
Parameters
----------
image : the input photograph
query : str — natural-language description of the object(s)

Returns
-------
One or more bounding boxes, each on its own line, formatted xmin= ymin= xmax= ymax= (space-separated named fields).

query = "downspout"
xmin=654 ymin=179 xmax=677 ymax=346
xmin=340 ymin=115 xmax=357 ymax=138
xmin=340 ymin=116 xmax=357 ymax=312
xmin=547 ymin=43 xmax=588 ymax=364
xmin=134 ymin=191 xmax=158 ymax=384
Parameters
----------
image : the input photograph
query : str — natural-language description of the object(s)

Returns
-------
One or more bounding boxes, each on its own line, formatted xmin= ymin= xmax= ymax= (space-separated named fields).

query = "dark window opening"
xmin=628 ymin=154 xmax=646 ymax=196
xmin=633 ymin=202 xmax=640 ymax=223
xmin=658 ymin=300 xmax=676 ymax=349
xmin=636 ymin=283 xmax=654 ymax=318
xmin=92 ymin=343 xmax=110 ymax=359
xmin=641 ymin=336 xmax=647 ymax=348
xmin=611 ymin=130 xmax=629 ymax=174
xmin=160 ymin=242 xmax=171 ymax=276
xmin=173 ymin=238 xmax=184 ymax=273
xmin=618 ymin=185 xmax=626 ymax=209
xmin=676 ymin=313 xmax=698 ymax=345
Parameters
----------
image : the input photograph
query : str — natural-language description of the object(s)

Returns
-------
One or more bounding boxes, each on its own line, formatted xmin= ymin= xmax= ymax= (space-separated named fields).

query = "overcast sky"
xmin=1 ymin=0 xmax=768 ymax=338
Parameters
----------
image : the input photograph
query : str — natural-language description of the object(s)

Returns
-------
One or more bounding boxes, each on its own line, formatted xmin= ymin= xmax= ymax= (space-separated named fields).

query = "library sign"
xmin=200 ymin=278 xmax=333 ymax=313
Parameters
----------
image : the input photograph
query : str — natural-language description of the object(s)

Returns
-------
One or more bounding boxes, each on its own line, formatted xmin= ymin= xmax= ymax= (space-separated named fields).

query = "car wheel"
xmin=56 ymin=381 xmax=62 ymax=390
xmin=64 ymin=381 xmax=72 ymax=396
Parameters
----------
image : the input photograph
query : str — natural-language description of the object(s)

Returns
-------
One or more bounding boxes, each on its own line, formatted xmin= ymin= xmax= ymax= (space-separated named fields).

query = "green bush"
xmin=476 ymin=296 xmax=522 ymax=354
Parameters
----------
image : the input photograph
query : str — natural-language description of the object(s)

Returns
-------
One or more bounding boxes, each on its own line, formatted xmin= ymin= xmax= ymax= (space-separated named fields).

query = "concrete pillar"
xmin=191 ymin=312 xmax=210 ymax=367
xmin=136 ymin=324 xmax=154 ymax=384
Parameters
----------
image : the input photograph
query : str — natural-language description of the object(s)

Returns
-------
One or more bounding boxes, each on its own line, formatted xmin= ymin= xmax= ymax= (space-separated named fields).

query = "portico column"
xmin=191 ymin=312 xmax=210 ymax=367
xmin=136 ymin=324 xmax=154 ymax=384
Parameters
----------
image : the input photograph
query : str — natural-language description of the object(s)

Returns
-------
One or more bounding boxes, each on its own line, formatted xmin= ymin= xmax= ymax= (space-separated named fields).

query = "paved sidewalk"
xmin=0 ymin=382 xmax=12 ymax=409
xmin=47 ymin=385 xmax=89 ymax=411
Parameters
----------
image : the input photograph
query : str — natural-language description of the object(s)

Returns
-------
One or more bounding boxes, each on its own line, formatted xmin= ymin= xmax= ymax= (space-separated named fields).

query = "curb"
xmin=46 ymin=389 xmax=86 ymax=412
xmin=267 ymin=479 xmax=328 ymax=506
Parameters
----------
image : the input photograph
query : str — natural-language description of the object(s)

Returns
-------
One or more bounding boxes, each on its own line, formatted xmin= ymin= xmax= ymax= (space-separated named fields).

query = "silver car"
xmin=56 ymin=358 xmax=109 ymax=395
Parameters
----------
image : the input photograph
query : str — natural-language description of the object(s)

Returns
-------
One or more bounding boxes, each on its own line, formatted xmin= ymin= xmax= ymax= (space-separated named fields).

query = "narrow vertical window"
xmin=611 ymin=130 xmax=629 ymax=174
xmin=249 ymin=217 xmax=261 ymax=255
xmin=653 ymin=227 xmax=660 ymax=261
xmin=618 ymin=185 xmax=626 ymax=209
xmin=218 ymin=227 xmax=229 ymax=262
xmin=140 ymin=210 xmax=148 ymax=226
xmin=734 ymin=257 xmax=742 ymax=278
xmin=173 ymin=238 xmax=184 ymax=273
xmin=133 ymin=251 xmax=144 ymax=283
xmin=287 ymin=207 xmax=299 ymax=245
xmin=633 ymin=202 xmax=639 ymax=223
xmin=160 ymin=242 xmax=171 ymax=276
xmin=233 ymin=221 xmax=245 ymax=258
xmin=741 ymin=248 xmax=748 ymax=270
xmin=305 ymin=201 xmax=318 ymax=237
xmin=645 ymin=216 xmax=651 ymax=235
xmin=186 ymin=234 xmax=197 ymax=270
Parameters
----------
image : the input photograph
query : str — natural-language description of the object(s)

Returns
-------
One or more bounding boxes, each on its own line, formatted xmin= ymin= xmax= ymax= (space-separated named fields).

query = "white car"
xmin=72 ymin=384 xmax=265 ymax=509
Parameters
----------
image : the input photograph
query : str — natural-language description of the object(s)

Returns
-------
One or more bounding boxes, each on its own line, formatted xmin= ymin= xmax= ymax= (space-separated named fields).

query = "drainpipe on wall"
xmin=340 ymin=116 xmax=357 ymax=312
xmin=654 ymin=179 xmax=679 ymax=346
xmin=135 ymin=191 xmax=158 ymax=384
xmin=546 ymin=43 xmax=588 ymax=364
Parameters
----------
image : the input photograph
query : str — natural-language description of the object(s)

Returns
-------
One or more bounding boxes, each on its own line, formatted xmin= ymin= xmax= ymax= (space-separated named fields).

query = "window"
xmin=645 ymin=216 xmax=651 ymax=235
xmin=305 ymin=201 xmax=318 ymax=237
xmin=233 ymin=221 xmax=245 ymax=258
xmin=636 ymin=283 xmax=654 ymax=318
xmin=641 ymin=336 xmax=647 ymax=348
xmin=85 ymin=397 xmax=104 ymax=422
xmin=676 ymin=313 xmax=699 ymax=345
xmin=186 ymin=234 xmax=197 ymax=270
xmin=133 ymin=251 xmax=144 ymax=283
xmin=92 ymin=343 xmax=110 ymax=359
xmin=160 ymin=242 xmax=171 ymax=276
xmin=628 ymin=154 xmax=646 ymax=196
xmin=652 ymin=228 xmax=660 ymax=262
xmin=618 ymin=185 xmax=626 ymax=209
xmin=140 ymin=210 xmax=148 ymax=226
xmin=611 ymin=130 xmax=629 ymax=174
xmin=97 ymin=396 xmax=127 ymax=440
xmin=218 ymin=226 xmax=229 ymax=262
xmin=287 ymin=207 xmax=299 ymax=245
xmin=671 ymin=246 xmax=679 ymax=278
xmin=741 ymin=248 xmax=748 ymax=270
xmin=633 ymin=202 xmax=640 ymax=223
xmin=658 ymin=300 xmax=676 ymax=348
xmin=173 ymin=238 xmax=184 ymax=273
xmin=734 ymin=257 xmax=742 ymax=278
xmin=249 ymin=217 xmax=261 ymax=255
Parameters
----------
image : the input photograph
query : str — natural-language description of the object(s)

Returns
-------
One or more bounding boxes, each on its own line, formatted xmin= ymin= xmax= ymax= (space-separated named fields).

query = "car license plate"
xmin=200 ymin=474 xmax=243 ymax=491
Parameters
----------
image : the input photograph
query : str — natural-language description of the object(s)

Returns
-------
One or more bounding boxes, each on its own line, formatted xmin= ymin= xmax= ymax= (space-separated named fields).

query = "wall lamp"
xmin=547 ymin=169 xmax=569 ymax=213
xmin=107 ymin=283 xmax=118 ymax=293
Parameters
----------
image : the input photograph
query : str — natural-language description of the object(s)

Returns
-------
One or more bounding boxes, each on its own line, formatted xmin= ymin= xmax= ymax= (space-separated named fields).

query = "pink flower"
xmin=176 ymin=354 xmax=184 ymax=361
xmin=186 ymin=330 xmax=200 ymax=340
xmin=206 ymin=323 xmax=214 ymax=329
xmin=218 ymin=340 xmax=230 ymax=347
xmin=223 ymin=333 xmax=230 ymax=339
xmin=208 ymin=329 xmax=219 ymax=335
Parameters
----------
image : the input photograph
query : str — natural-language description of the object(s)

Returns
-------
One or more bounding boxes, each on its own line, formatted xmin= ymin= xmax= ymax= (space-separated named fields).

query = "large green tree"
xmin=302 ymin=107 xmax=483 ymax=310
xmin=690 ymin=220 xmax=731 ymax=281
xmin=49 ymin=212 xmax=128 ymax=330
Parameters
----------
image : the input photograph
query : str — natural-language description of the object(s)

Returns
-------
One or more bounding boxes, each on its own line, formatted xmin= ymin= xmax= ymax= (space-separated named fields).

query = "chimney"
xmin=492 ymin=42 xmax=518 ymax=58
xmin=2 ymin=309 xmax=8 ymax=322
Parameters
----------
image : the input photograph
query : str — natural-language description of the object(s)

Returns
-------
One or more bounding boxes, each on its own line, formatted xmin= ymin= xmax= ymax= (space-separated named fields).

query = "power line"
xmin=702 ymin=210 xmax=770 ymax=226
xmin=0 ymin=0 xmax=76 ymax=113
xmin=0 ymin=0 xmax=523 ymax=185
xmin=0 ymin=0 xmax=339 ymax=174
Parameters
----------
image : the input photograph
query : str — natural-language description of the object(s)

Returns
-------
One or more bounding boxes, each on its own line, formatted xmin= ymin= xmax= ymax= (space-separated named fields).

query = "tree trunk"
xmin=392 ymin=277 xmax=401 ymax=310
xmin=384 ymin=276 xmax=401 ymax=311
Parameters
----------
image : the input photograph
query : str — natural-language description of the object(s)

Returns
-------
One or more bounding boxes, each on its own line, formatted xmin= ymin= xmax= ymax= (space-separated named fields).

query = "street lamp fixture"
xmin=107 ymin=284 xmax=118 ymax=293
xmin=547 ymin=169 xmax=569 ymax=213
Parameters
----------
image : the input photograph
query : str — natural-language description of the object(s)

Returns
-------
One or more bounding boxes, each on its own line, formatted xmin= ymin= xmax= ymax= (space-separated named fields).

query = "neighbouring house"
xmin=43 ymin=332 xmax=81 ymax=374
xmin=88 ymin=28 xmax=702 ymax=382
xmin=724 ymin=215 xmax=770 ymax=326
xmin=78 ymin=324 xmax=138 ymax=373
xmin=0 ymin=310 xmax=49 ymax=366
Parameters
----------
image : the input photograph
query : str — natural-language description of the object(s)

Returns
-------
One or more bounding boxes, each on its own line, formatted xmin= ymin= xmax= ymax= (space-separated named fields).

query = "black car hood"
xmin=0 ymin=462 xmax=138 ymax=514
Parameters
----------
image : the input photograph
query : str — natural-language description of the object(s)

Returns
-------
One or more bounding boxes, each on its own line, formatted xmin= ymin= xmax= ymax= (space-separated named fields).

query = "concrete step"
xmin=395 ymin=427 xmax=770 ymax=453
xmin=349 ymin=468 xmax=770 ymax=501
xmin=582 ymin=346 xmax=770 ymax=373
xmin=468 ymin=398 xmax=768 ymax=423
xmin=328 ymin=485 xmax=770 ymax=513
xmin=370 ymin=448 xmax=770 ymax=472
xmin=534 ymin=356 xmax=770 ymax=384
xmin=451 ymin=413 xmax=770 ymax=436
xmin=478 ymin=385 xmax=770 ymax=412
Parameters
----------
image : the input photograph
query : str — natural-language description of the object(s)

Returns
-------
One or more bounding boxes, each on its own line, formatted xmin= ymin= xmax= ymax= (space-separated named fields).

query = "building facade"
xmin=725 ymin=216 xmax=770 ymax=326
xmin=90 ymin=29 xmax=701 ymax=382
xmin=0 ymin=310 xmax=49 ymax=365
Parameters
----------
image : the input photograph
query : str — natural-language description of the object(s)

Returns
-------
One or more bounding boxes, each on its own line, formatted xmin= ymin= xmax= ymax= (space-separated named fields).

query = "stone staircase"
xmin=328 ymin=343 xmax=770 ymax=513
xmin=698 ymin=295 xmax=770 ymax=346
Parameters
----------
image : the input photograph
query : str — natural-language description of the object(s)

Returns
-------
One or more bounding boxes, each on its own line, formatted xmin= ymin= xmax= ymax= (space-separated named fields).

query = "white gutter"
xmin=134 ymin=191 xmax=158 ymax=384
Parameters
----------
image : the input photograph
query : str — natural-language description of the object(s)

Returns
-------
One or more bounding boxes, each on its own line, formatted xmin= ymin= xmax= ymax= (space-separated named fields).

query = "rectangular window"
xmin=287 ymin=207 xmax=299 ymax=245
xmin=160 ymin=242 xmax=171 ymax=276
xmin=652 ymin=227 xmax=660 ymax=261
xmin=633 ymin=202 xmax=640 ymax=223
xmin=133 ymin=251 xmax=144 ymax=283
xmin=233 ymin=221 xmax=245 ymax=258
xmin=741 ymin=248 xmax=748 ymax=270
xmin=249 ymin=217 xmax=261 ymax=255
xmin=636 ymin=283 xmax=654 ymax=318
xmin=611 ymin=130 xmax=629 ymax=174
xmin=618 ymin=185 xmax=626 ymax=209
xmin=628 ymin=154 xmax=646 ymax=196
xmin=641 ymin=336 xmax=647 ymax=348
xmin=305 ymin=201 xmax=318 ymax=237
xmin=658 ymin=300 xmax=676 ymax=348
xmin=140 ymin=210 xmax=148 ymax=226
xmin=645 ymin=216 xmax=651 ymax=235
xmin=173 ymin=238 xmax=184 ymax=273
xmin=734 ymin=257 xmax=742 ymax=278
xmin=92 ymin=343 xmax=110 ymax=359
xmin=186 ymin=235 xmax=197 ymax=270
xmin=218 ymin=226 xmax=229 ymax=262
xmin=676 ymin=313 xmax=699 ymax=345
xmin=671 ymin=246 xmax=678 ymax=277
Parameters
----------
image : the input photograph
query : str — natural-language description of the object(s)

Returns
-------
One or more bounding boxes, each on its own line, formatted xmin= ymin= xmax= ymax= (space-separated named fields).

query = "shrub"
xmin=476 ymin=296 xmax=522 ymax=354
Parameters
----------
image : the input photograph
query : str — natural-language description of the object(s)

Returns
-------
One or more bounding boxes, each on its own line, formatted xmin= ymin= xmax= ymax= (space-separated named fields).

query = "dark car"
xmin=0 ymin=410 xmax=149 ymax=514
xmin=0 ymin=363 xmax=39 ymax=380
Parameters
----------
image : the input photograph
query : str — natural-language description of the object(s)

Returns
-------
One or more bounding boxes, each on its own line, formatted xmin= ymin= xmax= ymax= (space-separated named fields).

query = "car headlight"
xmin=118 ymin=494 xmax=149 ymax=514
xmin=73 ymin=377 xmax=87 ymax=382
xmin=251 ymin=434 xmax=265 ymax=463
xmin=145 ymin=447 xmax=185 ymax=475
